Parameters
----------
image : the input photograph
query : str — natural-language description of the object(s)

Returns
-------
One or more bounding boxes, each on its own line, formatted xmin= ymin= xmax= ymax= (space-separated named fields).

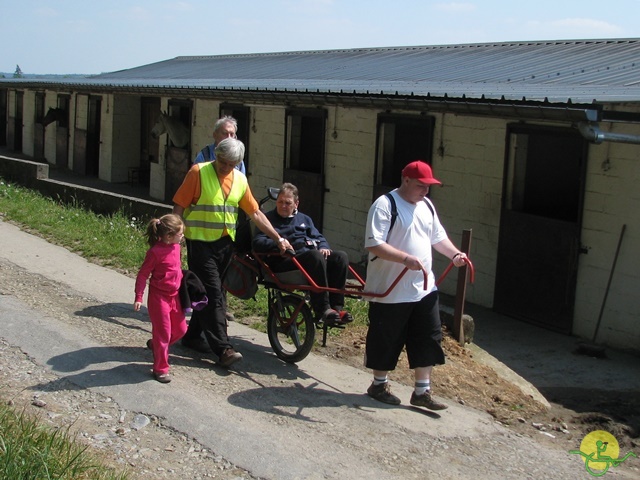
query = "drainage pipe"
xmin=578 ymin=122 xmax=640 ymax=145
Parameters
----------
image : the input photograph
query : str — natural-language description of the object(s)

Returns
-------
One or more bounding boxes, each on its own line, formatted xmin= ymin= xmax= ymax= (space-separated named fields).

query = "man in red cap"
xmin=363 ymin=160 xmax=469 ymax=410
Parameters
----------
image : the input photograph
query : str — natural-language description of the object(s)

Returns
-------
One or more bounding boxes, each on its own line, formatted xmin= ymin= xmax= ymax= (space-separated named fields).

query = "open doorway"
xmin=494 ymin=124 xmax=587 ymax=333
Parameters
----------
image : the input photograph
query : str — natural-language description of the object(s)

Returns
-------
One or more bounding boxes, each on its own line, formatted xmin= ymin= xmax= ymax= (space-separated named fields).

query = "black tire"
xmin=267 ymin=294 xmax=316 ymax=363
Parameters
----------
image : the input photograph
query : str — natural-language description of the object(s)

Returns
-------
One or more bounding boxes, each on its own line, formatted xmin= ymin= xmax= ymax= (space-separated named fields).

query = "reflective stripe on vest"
xmin=184 ymin=163 xmax=247 ymax=242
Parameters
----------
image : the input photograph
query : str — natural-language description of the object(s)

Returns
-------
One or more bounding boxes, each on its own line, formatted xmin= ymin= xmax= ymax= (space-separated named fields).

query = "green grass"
xmin=0 ymin=179 xmax=148 ymax=274
xmin=0 ymin=400 xmax=128 ymax=480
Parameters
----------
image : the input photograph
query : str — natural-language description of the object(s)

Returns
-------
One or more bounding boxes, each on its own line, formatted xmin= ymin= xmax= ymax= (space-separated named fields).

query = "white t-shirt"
xmin=364 ymin=190 xmax=448 ymax=303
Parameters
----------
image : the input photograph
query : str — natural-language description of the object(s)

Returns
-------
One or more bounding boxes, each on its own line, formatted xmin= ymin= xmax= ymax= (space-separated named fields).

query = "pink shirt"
xmin=134 ymin=242 xmax=182 ymax=303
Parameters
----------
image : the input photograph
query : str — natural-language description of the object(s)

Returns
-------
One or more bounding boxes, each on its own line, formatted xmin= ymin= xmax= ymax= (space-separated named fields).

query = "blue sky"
xmin=2 ymin=0 xmax=639 ymax=74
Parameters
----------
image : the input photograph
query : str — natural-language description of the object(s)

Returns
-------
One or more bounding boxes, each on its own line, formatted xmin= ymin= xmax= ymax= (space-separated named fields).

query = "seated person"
xmin=252 ymin=183 xmax=353 ymax=325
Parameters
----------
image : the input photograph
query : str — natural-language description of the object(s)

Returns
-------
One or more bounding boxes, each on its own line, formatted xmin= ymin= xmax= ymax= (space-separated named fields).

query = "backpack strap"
xmin=384 ymin=192 xmax=397 ymax=242
xmin=383 ymin=192 xmax=434 ymax=241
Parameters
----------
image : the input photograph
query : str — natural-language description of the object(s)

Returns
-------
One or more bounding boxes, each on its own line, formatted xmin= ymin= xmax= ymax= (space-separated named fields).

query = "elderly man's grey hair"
xmin=213 ymin=116 xmax=238 ymax=134
xmin=214 ymin=137 xmax=245 ymax=165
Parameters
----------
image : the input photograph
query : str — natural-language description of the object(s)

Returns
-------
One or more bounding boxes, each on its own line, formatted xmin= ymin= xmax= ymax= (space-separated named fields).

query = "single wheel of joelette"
xmin=267 ymin=294 xmax=315 ymax=363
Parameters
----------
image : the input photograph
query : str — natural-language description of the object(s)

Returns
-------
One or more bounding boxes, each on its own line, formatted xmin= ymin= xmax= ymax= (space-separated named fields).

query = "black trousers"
xmin=271 ymin=249 xmax=349 ymax=316
xmin=365 ymin=291 xmax=445 ymax=371
xmin=183 ymin=236 xmax=235 ymax=357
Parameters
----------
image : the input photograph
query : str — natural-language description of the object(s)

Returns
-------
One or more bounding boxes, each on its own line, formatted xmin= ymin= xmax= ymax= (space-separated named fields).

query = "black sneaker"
xmin=410 ymin=391 xmax=448 ymax=410
xmin=181 ymin=336 xmax=211 ymax=353
xmin=318 ymin=308 xmax=340 ymax=326
xmin=367 ymin=382 xmax=401 ymax=405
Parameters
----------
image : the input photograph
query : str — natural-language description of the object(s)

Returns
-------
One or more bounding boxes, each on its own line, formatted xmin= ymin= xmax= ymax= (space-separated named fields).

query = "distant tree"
xmin=13 ymin=65 xmax=23 ymax=78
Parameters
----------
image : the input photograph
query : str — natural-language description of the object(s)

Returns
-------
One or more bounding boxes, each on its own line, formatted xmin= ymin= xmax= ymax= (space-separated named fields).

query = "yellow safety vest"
xmin=184 ymin=163 xmax=247 ymax=242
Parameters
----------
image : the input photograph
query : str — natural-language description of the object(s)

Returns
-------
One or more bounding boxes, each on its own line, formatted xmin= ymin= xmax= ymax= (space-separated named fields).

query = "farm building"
xmin=1 ymin=38 xmax=640 ymax=352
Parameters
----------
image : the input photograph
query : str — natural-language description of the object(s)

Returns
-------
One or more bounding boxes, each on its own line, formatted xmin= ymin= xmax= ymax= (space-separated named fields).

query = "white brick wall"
xmin=575 ymin=107 xmax=640 ymax=350
xmin=322 ymin=107 xmax=377 ymax=259
xmin=22 ymin=91 xmax=35 ymax=158
xmin=246 ymin=107 xmax=286 ymax=193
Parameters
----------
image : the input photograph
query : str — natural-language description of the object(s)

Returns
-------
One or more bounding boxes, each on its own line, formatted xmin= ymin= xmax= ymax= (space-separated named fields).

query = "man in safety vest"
xmin=173 ymin=137 xmax=292 ymax=367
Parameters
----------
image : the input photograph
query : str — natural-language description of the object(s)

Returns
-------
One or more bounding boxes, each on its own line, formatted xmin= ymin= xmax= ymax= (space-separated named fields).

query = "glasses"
xmin=216 ymin=157 xmax=237 ymax=168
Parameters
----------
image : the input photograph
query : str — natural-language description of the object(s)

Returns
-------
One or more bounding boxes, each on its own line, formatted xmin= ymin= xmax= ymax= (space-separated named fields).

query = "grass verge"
xmin=0 ymin=398 xmax=128 ymax=479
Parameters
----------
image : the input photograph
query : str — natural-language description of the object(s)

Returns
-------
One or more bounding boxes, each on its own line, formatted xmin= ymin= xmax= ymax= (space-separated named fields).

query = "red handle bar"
xmin=435 ymin=257 xmax=475 ymax=287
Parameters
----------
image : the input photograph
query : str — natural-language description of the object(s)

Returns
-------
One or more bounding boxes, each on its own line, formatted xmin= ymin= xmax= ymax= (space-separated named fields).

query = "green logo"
xmin=569 ymin=430 xmax=637 ymax=476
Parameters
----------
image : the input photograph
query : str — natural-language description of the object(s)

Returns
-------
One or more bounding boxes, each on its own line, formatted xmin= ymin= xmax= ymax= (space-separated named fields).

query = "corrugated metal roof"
xmin=3 ymin=38 xmax=640 ymax=104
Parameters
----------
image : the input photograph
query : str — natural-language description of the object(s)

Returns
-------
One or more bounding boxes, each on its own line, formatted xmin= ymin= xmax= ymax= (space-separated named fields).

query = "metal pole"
xmin=592 ymin=224 xmax=626 ymax=343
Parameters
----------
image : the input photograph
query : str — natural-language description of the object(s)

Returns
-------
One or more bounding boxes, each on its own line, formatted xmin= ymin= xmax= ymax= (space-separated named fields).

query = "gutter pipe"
xmin=578 ymin=122 xmax=640 ymax=145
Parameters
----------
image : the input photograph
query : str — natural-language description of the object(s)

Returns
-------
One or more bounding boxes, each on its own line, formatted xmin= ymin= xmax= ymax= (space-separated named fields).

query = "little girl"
xmin=134 ymin=213 xmax=187 ymax=383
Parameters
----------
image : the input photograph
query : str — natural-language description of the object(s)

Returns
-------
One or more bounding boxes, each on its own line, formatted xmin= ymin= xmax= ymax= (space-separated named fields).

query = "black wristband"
xmin=452 ymin=253 xmax=462 ymax=260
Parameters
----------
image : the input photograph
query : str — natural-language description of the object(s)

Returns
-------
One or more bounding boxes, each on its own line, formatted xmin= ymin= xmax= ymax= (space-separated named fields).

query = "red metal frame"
xmin=249 ymin=251 xmax=474 ymax=298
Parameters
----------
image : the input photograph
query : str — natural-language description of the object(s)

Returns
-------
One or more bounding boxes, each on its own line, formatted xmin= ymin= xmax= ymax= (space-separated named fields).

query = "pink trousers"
xmin=147 ymin=288 xmax=187 ymax=375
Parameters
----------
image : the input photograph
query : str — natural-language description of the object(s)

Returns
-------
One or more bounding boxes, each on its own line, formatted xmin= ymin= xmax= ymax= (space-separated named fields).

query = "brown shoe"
xmin=367 ymin=382 xmax=401 ymax=405
xmin=410 ymin=391 xmax=448 ymax=410
xmin=218 ymin=348 xmax=243 ymax=368
xmin=153 ymin=372 xmax=171 ymax=383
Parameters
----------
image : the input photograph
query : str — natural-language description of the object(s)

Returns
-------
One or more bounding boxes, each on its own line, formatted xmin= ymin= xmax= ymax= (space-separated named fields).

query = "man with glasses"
xmin=192 ymin=116 xmax=245 ymax=175
xmin=192 ymin=115 xmax=245 ymax=330
xmin=173 ymin=138 xmax=291 ymax=367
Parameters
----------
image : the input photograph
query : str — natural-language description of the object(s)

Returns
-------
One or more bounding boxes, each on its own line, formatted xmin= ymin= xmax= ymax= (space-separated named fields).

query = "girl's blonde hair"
xmin=144 ymin=213 xmax=184 ymax=247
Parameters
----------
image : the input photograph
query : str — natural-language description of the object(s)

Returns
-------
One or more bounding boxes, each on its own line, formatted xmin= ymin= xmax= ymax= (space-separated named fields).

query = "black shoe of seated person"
xmin=317 ymin=308 xmax=340 ymax=326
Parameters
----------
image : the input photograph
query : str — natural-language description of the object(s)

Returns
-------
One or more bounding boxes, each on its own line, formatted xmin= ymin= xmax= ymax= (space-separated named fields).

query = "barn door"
xmin=140 ymin=97 xmax=160 ymax=186
xmin=0 ymin=89 xmax=6 ymax=146
xmin=55 ymin=96 xmax=70 ymax=167
xmin=164 ymin=101 xmax=191 ymax=202
xmin=33 ymin=92 xmax=45 ymax=161
xmin=494 ymin=125 xmax=587 ymax=333
xmin=9 ymin=90 xmax=23 ymax=152
xmin=86 ymin=96 xmax=101 ymax=177
xmin=373 ymin=114 xmax=435 ymax=201
xmin=284 ymin=108 xmax=327 ymax=230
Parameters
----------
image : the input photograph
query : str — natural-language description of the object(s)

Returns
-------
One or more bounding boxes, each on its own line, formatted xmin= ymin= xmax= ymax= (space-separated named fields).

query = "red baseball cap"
xmin=401 ymin=161 xmax=442 ymax=186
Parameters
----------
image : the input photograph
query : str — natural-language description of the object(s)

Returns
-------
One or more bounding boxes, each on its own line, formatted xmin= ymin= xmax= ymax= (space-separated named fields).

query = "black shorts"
xmin=365 ymin=291 xmax=445 ymax=371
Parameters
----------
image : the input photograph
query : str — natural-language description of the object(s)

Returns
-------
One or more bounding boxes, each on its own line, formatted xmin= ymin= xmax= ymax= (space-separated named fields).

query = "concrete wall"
xmin=192 ymin=99 xmax=219 ymax=152
xmin=322 ymin=106 xmax=377 ymax=261
xmin=574 ymin=105 xmax=640 ymax=351
xmin=430 ymin=114 xmax=507 ymax=306
xmin=22 ymin=90 xmax=35 ymax=158
xmin=0 ymin=155 xmax=171 ymax=221
xmin=246 ymin=106 xmax=287 ymax=197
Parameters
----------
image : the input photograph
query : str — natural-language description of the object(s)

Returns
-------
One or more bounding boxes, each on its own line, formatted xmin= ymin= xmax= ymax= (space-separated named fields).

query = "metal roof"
xmin=3 ymin=38 xmax=640 ymax=109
